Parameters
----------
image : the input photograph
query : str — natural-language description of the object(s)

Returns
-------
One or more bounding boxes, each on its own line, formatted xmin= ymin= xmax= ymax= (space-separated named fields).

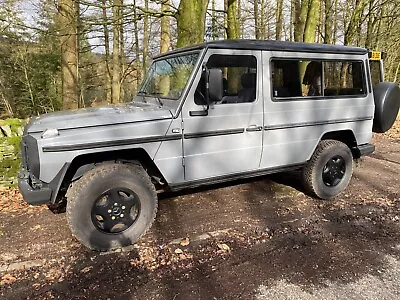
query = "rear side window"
xmin=324 ymin=61 xmax=365 ymax=96
xmin=271 ymin=59 xmax=366 ymax=99
xmin=369 ymin=60 xmax=382 ymax=86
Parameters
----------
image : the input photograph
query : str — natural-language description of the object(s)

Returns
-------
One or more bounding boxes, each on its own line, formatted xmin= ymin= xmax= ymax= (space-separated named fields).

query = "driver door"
xmin=181 ymin=50 xmax=264 ymax=181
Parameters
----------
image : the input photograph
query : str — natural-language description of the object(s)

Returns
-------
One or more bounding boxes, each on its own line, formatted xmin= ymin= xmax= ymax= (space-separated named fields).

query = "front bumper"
xmin=18 ymin=170 xmax=52 ymax=205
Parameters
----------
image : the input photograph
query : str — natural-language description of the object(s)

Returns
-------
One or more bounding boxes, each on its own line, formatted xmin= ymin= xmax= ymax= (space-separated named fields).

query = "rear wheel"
xmin=66 ymin=162 xmax=157 ymax=251
xmin=302 ymin=140 xmax=353 ymax=199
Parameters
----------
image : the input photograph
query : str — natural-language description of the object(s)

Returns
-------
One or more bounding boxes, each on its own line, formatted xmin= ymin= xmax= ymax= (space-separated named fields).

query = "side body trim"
xmin=183 ymin=128 xmax=245 ymax=139
xmin=43 ymin=134 xmax=182 ymax=152
xmin=264 ymin=117 xmax=372 ymax=131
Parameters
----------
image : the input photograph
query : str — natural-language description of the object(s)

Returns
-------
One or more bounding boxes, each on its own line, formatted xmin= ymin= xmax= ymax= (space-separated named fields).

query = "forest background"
xmin=0 ymin=0 xmax=399 ymax=118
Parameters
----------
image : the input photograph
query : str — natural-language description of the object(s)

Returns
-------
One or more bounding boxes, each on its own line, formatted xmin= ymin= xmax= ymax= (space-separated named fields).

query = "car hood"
xmin=25 ymin=102 xmax=173 ymax=134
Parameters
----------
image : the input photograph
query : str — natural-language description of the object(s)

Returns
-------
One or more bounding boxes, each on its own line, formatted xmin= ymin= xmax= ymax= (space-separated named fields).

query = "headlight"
xmin=41 ymin=128 xmax=59 ymax=139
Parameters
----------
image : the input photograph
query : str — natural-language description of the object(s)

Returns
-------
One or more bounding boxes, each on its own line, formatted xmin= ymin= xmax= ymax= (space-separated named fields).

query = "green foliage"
xmin=0 ymin=118 xmax=26 ymax=187
xmin=0 ymin=44 xmax=62 ymax=118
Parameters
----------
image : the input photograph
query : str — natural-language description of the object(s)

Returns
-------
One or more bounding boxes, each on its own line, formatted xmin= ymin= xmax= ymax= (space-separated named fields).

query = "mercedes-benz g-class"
xmin=19 ymin=40 xmax=400 ymax=250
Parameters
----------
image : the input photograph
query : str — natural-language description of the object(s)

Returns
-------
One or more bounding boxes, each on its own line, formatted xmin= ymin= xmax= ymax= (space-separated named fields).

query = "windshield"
xmin=138 ymin=52 xmax=200 ymax=101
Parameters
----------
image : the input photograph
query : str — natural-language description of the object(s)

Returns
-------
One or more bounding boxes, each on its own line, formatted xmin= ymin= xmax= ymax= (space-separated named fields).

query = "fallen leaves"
xmin=174 ymin=248 xmax=183 ymax=254
xmin=180 ymin=237 xmax=190 ymax=247
xmin=216 ymin=243 xmax=231 ymax=252
xmin=0 ymin=274 xmax=17 ymax=286
xmin=80 ymin=266 xmax=93 ymax=274
xmin=30 ymin=225 xmax=42 ymax=231
xmin=129 ymin=244 xmax=194 ymax=271
xmin=0 ymin=187 xmax=44 ymax=213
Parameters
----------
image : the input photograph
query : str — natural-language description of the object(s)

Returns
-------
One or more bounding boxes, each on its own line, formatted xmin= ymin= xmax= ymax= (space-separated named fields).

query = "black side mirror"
xmin=207 ymin=68 xmax=223 ymax=102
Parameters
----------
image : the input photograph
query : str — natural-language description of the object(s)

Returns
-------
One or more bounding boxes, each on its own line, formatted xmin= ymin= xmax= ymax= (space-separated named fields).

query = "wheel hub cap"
xmin=112 ymin=206 xmax=121 ymax=216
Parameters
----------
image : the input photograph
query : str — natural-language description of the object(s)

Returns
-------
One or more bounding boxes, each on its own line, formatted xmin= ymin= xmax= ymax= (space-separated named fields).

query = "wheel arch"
xmin=312 ymin=129 xmax=359 ymax=159
xmin=52 ymin=148 xmax=167 ymax=205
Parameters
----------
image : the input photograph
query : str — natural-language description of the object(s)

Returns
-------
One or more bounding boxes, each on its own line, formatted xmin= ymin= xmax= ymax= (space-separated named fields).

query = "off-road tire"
xmin=66 ymin=162 xmax=157 ymax=251
xmin=302 ymin=140 xmax=353 ymax=200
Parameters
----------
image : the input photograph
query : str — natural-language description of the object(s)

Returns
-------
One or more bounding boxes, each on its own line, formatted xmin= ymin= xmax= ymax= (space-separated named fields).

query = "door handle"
xmin=246 ymin=125 xmax=262 ymax=132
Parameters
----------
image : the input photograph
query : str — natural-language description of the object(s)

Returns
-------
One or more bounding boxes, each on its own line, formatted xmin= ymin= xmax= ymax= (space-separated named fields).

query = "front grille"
xmin=22 ymin=135 xmax=40 ymax=178
xmin=20 ymin=140 xmax=28 ymax=170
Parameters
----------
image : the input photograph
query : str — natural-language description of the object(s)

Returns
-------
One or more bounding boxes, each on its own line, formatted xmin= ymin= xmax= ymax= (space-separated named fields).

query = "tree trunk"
xmin=112 ymin=0 xmax=122 ymax=104
xmin=293 ymin=0 xmax=319 ymax=43
xmin=212 ymin=0 xmax=218 ymax=40
xmin=20 ymin=51 xmax=36 ymax=114
xmin=276 ymin=0 xmax=284 ymax=40
xmin=237 ymin=0 xmax=242 ymax=38
xmin=120 ymin=3 xmax=125 ymax=102
xmin=303 ymin=0 xmax=320 ymax=43
xmin=332 ymin=0 xmax=338 ymax=44
xmin=365 ymin=0 xmax=375 ymax=48
xmin=324 ymin=0 xmax=333 ymax=44
xmin=142 ymin=0 xmax=149 ymax=72
xmin=260 ymin=0 xmax=266 ymax=39
xmin=59 ymin=0 xmax=79 ymax=110
xmin=226 ymin=0 xmax=239 ymax=39
xmin=102 ymin=0 xmax=112 ymax=103
xmin=294 ymin=0 xmax=307 ymax=42
xmin=0 ymin=78 xmax=14 ymax=117
xmin=290 ymin=0 xmax=295 ymax=41
xmin=344 ymin=0 xmax=368 ymax=45
xmin=160 ymin=0 xmax=171 ymax=54
xmin=133 ymin=0 xmax=141 ymax=90
xmin=176 ymin=0 xmax=209 ymax=48
xmin=254 ymin=0 xmax=261 ymax=39
xmin=159 ymin=0 xmax=171 ymax=96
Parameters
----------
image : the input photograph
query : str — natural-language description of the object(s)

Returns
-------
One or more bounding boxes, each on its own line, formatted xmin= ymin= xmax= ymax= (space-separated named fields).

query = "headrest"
xmin=241 ymin=73 xmax=256 ymax=89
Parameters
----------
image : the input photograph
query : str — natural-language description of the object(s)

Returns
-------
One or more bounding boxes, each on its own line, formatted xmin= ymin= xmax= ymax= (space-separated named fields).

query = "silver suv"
xmin=19 ymin=40 xmax=400 ymax=250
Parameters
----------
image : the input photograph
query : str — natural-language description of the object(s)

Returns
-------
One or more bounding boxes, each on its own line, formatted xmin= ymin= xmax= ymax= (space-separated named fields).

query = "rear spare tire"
xmin=303 ymin=140 xmax=353 ymax=200
xmin=373 ymin=82 xmax=400 ymax=133
xmin=66 ymin=163 xmax=157 ymax=251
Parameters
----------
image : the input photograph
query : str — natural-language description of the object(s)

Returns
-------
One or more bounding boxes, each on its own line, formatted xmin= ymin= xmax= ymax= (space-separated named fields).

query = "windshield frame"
xmin=136 ymin=49 xmax=205 ymax=113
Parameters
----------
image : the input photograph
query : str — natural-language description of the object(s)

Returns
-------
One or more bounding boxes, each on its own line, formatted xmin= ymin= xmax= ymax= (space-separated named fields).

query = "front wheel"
xmin=66 ymin=162 xmax=157 ymax=251
xmin=302 ymin=140 xmax=353 ymax=199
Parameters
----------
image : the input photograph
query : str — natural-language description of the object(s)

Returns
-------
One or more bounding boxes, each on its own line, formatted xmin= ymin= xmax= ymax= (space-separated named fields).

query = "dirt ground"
xmin=0 ymin=130 xmax=399 ymax=299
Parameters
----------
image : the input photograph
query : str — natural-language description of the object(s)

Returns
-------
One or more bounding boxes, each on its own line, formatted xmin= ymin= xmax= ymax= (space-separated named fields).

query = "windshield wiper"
xmin=138 ymin=91 xmax=164 ymax=107
xmin=154 ymin=94 xmax=164 ymax=107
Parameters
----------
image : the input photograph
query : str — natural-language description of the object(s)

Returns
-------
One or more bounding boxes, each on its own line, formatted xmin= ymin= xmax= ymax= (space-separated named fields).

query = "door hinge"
xmin=182 ymin=157 xmax=185 ymax=167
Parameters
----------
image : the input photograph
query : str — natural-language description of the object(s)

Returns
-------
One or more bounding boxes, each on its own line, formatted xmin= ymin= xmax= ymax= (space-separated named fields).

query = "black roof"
xmin=155 ymin=39 xmax=367 ymax=59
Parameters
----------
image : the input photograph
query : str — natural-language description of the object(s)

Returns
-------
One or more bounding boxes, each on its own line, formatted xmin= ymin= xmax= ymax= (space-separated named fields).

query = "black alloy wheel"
xmin=322 ymin=155 xmax=346 ymax=187
xmin=91 ymin=188 xmax=141 ymax=234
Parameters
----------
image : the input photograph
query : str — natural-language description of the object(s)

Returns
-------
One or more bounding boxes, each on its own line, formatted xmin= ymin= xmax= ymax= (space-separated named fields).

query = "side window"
xmin=271 ymin=58 xmax=366 ymax=99
xmin=194 ymin=54 xmax=257 ymax=105
xmin=324 ymin=61 xmax=365 ymax=96
xmin=368 ymin=60 xmax=382 ymax=86
xmin=271 ymin=59 xmax=322 ymax=98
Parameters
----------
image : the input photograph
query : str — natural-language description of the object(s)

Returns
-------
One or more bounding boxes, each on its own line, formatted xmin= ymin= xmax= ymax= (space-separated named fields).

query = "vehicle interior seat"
xmin=238 ymin=73 xmax=256 ymax=102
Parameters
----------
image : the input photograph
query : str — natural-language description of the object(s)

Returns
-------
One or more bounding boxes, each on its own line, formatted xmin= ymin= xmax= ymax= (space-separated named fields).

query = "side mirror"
xmin=207 ymin=68 xmax=223 ymax=102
